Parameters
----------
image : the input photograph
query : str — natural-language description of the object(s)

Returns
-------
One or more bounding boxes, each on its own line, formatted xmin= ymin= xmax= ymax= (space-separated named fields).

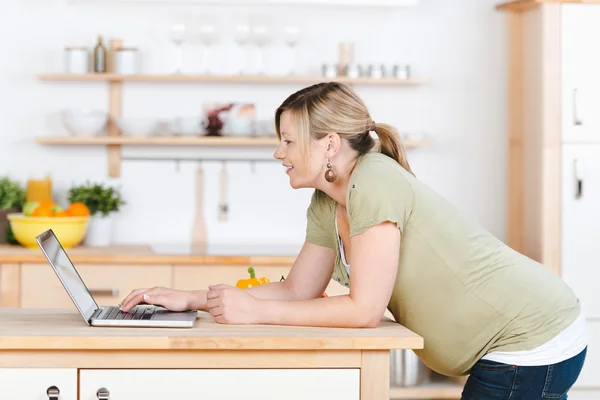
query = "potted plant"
xmin=68 ymin=181 xmax=125 ymax=247
xmin=0 ymin=176 xmax=26 ymax=244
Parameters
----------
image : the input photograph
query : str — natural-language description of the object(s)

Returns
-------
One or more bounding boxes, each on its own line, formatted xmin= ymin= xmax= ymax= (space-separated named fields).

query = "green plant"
xmin=68 ymin=181 xmax=125 ymax=217
xmin=0 ymin=176 xmax=26 ymax=210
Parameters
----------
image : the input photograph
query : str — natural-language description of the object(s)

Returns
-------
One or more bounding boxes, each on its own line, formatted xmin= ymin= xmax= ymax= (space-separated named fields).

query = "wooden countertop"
xmin=0 ymin=244 xmax=297 ymax=266
xmin=0 ymin=309 xmax=423 ymax=351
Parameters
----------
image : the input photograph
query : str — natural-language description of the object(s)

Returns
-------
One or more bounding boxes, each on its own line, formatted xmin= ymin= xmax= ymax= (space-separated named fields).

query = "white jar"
xmin=65 ymin=47 xmax=89 ymax=74
xmin=115 ymin=48 xmax=139 ymax=75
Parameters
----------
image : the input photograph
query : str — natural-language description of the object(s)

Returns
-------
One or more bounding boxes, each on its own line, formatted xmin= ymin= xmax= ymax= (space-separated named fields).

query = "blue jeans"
xmin=461 ymin=347 xmax=587 ymax=400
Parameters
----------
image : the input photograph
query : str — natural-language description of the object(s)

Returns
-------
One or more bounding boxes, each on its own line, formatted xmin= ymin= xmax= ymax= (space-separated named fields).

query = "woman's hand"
xmin=119 ymin=286 xmax=198 ymax=312
xmin=206 ymin=284 xmax=261 ymax=324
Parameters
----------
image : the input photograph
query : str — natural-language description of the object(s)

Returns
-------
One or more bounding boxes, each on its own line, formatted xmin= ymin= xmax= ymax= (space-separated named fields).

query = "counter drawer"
xmin=20 ymin=264 xmax=171 ymax=308
xmin=80 ymin=369 xmax=359 ymax=400
xmin=0 ymin=368 xmax=77 ymax=400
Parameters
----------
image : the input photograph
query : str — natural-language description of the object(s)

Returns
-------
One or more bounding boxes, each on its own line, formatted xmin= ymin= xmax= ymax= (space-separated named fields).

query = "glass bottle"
xmin=94 ymin=35 xmax=107 ymax=73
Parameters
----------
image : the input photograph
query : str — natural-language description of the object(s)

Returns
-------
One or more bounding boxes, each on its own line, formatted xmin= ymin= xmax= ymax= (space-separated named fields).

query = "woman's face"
xmin=274 ymin=111 xmax=327 ymax=189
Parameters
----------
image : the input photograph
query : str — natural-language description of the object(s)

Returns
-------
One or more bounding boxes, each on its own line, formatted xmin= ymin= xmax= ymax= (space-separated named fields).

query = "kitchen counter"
xmin=0 ymin=309 xmax=423 ymax=400
xmin=0 ymin=243 xmax=299 ymax=265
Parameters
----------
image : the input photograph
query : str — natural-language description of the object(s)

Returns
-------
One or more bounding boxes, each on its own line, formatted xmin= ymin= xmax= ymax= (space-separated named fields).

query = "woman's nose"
xmin=273 ymin=144 xmax=285 ymax=160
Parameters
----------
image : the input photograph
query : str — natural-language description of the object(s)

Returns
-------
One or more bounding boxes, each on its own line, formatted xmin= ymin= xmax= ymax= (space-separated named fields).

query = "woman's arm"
xmin=189 ymin=241 xmax=336 ymax=309
xmin=208 ymin=221 xmax=400 ymax=328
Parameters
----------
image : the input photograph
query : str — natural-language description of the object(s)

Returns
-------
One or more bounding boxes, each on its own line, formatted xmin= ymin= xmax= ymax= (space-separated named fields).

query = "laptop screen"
xmin=37 ymin=229 xmax=98 ymax=322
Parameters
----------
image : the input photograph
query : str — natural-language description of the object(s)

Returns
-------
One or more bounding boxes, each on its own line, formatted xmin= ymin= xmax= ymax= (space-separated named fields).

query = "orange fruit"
xmin=32 ymin=205 xmax=53 ymax=217
xmin=67 ymin=202 xmax=90 ymax=217
xmin=54 ymin=210 xmax=68 ymax=217
xmin=38 ymin=199 xmax=55 ymax=208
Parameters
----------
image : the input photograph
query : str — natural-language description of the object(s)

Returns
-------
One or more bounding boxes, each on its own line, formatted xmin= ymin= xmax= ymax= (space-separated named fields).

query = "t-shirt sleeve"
xmin=305 ymin=190 xmax=336 ymax=249
xmin=348 ymin=161 xmax=415 ymax=238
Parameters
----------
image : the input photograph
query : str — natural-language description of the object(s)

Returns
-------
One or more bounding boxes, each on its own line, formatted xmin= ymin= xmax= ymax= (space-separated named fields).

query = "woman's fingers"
xmin=120 ymin=287 xmax=164 ymax=312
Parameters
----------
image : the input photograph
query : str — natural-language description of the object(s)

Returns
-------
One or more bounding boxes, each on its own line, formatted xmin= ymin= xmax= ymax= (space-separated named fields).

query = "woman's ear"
xmin=325 ymin=133 xmax=342 ymax=157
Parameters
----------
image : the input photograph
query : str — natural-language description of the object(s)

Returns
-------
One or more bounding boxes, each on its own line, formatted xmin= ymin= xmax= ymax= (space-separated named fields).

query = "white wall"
xmin=0 ymin=0 xmax=508 ymax=248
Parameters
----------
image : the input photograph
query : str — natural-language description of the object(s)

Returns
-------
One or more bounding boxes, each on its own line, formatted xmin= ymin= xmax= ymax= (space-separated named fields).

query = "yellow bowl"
xmin=7 ymin=213 xmax=90 ymax=249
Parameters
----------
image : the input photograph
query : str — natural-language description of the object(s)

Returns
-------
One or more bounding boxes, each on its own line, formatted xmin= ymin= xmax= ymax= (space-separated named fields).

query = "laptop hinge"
xmin=89 ymin=307 xmax=103 ymax=322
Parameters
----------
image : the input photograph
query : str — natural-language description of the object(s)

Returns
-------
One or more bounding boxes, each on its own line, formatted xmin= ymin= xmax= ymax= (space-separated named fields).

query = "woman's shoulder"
xmin=350 ymin=152 xmax=415 ymax=191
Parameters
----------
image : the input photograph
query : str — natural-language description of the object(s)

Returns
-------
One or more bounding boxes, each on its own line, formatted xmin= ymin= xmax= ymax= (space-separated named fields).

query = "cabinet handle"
xmin=89 ymin=289 xmax=120 ymax=297
xmin=47 ymin=386 xmax=60 ymax=400
xmin=574 ymin=159 xmax=583 ymax=199
xmin=96 ymin=387 xmax=110 ymax=400
xmin=573 ymin=88 xmax=582 ymax=126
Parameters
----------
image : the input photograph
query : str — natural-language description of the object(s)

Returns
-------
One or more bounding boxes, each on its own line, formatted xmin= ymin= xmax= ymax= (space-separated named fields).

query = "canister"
xmin=367 ymin=64 xmax=386 ymax=79
xmin=393 ymin=64 xmax=411 ymax=80
xmin=114 ymin=47 xmax=139 ymax=75
xmin=321 ymin=64 xmax=338 ymax=78
xmin=64 ymin=47 xmax=89 ymax=74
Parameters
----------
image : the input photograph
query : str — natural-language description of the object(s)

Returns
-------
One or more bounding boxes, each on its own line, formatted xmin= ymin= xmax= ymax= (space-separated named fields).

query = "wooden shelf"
xmin=496 ymin=0 xmax=600 ymax=12
xmin=390 ymin=383 xmax=463 ymax=399
xmin=35 ymin=135 xmax=431 ymax=148
xmin=36 ymin=136 xmax=280 ymax=147
xmin=37 ymin=73 xmax=422 ymax=86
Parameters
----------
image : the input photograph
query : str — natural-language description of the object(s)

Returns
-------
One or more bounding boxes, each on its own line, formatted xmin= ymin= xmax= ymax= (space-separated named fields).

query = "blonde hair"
xmin=275 ymin=82 xmax=414 ymax=176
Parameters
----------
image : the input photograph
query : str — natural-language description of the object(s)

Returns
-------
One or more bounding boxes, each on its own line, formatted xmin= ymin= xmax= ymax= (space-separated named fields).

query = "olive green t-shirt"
xmin=305 ymin=151 xmax=581 ymax=376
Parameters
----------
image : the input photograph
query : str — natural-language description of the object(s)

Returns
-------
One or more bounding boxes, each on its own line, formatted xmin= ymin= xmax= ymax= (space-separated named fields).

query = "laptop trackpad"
xmin=151 ymin=308 xmax=198 ymax=321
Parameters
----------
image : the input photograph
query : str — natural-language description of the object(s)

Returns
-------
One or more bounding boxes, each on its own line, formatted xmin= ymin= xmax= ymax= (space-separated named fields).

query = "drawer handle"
xmin=89 ymin=289 xmax=120 ymax=297
xmin=97 ymin=387 xmax=110 ymax=400
xmin=47 ymin=386 xmax=60 ymax=400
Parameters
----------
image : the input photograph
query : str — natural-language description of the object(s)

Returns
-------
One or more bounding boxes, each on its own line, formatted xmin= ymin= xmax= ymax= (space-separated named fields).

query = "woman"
xmin=120 ymin=82 xmax=587 ymax=399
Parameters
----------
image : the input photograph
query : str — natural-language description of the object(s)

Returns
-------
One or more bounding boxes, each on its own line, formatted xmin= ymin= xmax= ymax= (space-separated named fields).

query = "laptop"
xmin=36 ymin=229 xmax=197 ymax=328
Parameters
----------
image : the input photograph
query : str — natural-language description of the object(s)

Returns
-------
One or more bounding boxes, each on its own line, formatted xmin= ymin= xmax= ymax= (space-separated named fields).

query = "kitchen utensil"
xmin=191 ymin=165 xmax=207 ymax=254
xmin=218 ymin=162 xmax=228 ymax=222
xmin=62 ymin=109 xmax=108 ymax=137
xmin=65 ymin=47 xmax=89 ymax=74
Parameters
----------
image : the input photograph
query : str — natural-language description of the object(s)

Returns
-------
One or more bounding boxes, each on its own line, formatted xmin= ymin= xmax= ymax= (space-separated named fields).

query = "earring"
xmin=325 ymin=160 xmax=337 ymax=182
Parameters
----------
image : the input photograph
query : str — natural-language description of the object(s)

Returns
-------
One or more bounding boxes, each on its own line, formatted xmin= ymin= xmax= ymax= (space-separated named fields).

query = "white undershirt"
xmin=334 ymin=214 xmax=588 ymax=366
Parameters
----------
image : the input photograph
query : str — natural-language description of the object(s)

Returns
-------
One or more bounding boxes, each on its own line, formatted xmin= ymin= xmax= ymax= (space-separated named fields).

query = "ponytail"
xmin=373 ymin=123 xmax=414 ymax=176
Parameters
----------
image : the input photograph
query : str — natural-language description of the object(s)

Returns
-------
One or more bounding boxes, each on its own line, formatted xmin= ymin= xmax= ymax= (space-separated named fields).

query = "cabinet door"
xmin=20 ymin=264 xmax=171 ymax=308
xmin=561 ymin=145 xmax=600 ymax=318
xmin=80 ymin=369 xmax=359 ymax=400
xmin=0 ymin=368 xmax=77 ymax=400
xmin=562 ymin=4 xmax=600 ymax=143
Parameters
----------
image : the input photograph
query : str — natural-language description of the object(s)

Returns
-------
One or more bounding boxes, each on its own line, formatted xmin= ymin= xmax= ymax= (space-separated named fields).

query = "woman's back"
xmin=308 ymin=151 xmax=581 ymax=376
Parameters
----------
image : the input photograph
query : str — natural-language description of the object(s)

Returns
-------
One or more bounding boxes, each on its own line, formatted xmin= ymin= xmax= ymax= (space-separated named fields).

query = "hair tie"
xmin=370 ymin=121 xmax=377 ymax=132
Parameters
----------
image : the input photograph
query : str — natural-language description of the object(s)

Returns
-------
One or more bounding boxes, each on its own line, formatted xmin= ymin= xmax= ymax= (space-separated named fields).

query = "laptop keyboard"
xmin=102 ymin=306 xmax=156 ymax=320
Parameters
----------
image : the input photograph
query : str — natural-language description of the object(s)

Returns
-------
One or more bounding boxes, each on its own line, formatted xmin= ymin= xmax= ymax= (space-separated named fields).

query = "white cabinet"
xmin=80 ymin=369 xmax=360 ymax=400
xmin=562 ymin=4 xmax=600 ymax=143
xmin=562 ymin=144 xmax=600 ymax=319
xmin=0 ymin=368 xmax=77 ymax=400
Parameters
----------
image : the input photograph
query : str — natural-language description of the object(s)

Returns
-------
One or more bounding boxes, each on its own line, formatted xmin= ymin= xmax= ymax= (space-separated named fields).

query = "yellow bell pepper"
xmin=236 ymin=266 xmax=270 ymax=289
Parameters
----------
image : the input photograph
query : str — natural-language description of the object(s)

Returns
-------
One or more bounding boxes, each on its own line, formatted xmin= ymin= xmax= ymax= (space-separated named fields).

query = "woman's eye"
xmin=284 ymin=140 xmax=292 ymax=145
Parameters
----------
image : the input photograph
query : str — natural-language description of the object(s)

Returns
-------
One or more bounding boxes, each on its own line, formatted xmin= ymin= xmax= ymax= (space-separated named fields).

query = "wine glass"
xmin=196 ymin=24 xmax=217 ymax=74
xmin=251 ymin=24 xmax=270 ymax=75
xmin=169 ymin=23 xmax=187 ymax=74
xmin=234 ymin=24 xmax=251 ymax=75
xmin=283 ymin=25 xmax=300 ymax=75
